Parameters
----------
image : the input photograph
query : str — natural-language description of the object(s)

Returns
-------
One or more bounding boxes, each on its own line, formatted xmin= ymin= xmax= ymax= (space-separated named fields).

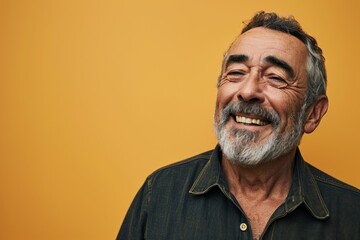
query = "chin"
xmin=217 ymin=126 xmax=301 ymax=167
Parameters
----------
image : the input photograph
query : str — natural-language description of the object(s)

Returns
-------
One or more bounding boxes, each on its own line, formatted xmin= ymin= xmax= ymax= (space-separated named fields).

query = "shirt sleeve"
xmin=116 ymin=178 xmax=150 ymax=240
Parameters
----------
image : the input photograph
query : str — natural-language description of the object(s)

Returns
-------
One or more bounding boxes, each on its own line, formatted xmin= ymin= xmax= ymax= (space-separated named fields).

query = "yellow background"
xmin=1 ymin=0 xmax=359 ymax=239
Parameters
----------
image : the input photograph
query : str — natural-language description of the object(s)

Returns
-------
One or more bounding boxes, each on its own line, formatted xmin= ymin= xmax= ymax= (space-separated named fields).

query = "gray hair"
xmin=218 ymin=11 xmax=327 ymax=107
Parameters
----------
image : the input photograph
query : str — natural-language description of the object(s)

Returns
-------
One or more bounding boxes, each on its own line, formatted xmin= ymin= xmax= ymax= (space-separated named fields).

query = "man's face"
xmin=214 ymin=27 xmax=309 ymax=166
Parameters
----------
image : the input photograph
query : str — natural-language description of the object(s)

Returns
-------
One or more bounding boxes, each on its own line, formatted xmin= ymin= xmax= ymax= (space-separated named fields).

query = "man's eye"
xmin=270 ymin=76 xmax=284 ymax=81
xmin=267 ymin=75 xmax=288 ymax=88
xmin=225 ymin=71 xmax=245 ymax=82
xmin=228 ymin=71 xmax=245 ymax=76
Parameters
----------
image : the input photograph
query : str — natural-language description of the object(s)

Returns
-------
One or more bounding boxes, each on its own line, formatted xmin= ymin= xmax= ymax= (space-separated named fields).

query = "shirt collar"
xmin=189 ymin=145 xmax=329 ymax=220
xmin=287 ymin=149 xmax=329 ymax=219
xmin=189 ymin=145 xmax=228 ymax=195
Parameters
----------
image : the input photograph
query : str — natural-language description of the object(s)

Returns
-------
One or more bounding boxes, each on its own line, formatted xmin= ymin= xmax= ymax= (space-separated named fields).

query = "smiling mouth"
xmin=234 ymin=115 xmax=269 ymax=126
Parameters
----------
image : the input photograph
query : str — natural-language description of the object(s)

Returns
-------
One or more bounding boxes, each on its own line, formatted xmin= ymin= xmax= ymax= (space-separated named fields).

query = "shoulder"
xmin=145 ymin=149 xmax=214 ymax=188
xmin=307 ymin=163 xmax=360 ymax=201
xmin=152 ymin=149 xmax=213 ymax=175
xmin=308 ymin=163 xmax=359 ymax=193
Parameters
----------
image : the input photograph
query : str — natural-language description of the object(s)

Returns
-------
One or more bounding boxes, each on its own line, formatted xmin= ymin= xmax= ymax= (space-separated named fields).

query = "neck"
xmin=222 ymin=148 xmax=296 ymax=200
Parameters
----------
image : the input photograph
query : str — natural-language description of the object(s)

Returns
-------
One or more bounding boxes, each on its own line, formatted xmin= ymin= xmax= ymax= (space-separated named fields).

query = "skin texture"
xmin=214 ymin=27 xmax=328 ymax=239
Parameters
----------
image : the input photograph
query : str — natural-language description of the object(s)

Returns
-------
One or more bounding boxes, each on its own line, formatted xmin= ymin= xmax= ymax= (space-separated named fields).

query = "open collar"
xmin=189 ymin=145 xmax=329 ymax=220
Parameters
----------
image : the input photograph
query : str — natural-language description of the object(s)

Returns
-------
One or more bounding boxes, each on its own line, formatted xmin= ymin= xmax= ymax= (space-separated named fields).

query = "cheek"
xmin=263 ymin=91 xmax=301 ymax=126
xmin=216 ymin=85 xmax=239 ymax=107
xmin=271 ymin=98 xmax=303 ymax=129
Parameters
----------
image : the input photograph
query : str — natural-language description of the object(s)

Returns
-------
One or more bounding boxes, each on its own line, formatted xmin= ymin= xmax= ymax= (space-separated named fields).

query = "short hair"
xmin=219 ymin=11 xmax=327 ymax=107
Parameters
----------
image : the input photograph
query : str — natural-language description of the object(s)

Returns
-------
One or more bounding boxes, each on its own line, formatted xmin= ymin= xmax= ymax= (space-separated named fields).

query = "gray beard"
xmin=214 ymin=102 xmax=306 ymax=166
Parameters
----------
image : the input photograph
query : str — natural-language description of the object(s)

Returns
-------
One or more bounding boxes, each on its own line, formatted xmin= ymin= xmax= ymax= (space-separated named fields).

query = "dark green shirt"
xmin=117 ymin=145 xmax=360 ymax=239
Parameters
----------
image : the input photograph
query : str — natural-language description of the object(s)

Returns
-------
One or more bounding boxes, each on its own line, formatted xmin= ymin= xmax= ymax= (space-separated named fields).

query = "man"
xmin=117 ymin=12 xmax=360 ymax=240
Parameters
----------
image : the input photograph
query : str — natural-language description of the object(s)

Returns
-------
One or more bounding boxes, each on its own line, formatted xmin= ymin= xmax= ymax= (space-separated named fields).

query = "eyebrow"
xmin=264 ymin=56 xmax=295 ymax=79
xmin=225 ymin=54 xmax=296 ymax=79
xmin=225 ymin=54 xmax=249 ymax=69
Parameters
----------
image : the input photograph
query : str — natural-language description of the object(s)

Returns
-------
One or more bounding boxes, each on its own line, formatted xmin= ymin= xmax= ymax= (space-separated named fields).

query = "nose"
xmin=236 ymin=72 xmax=265 ymax=103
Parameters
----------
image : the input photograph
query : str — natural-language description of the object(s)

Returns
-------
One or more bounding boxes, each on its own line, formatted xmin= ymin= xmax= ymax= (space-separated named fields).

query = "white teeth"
xmin=235 ymin=116 xmax=267 ymax=126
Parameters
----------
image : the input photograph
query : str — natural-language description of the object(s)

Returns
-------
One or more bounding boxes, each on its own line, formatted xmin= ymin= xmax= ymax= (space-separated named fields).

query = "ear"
xmin=304 ymin=95 xmax=329 ymax=134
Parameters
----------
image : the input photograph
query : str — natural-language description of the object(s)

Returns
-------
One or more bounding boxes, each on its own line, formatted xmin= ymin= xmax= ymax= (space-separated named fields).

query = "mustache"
xmin=219 ymin=102 xmax=281 ymax=127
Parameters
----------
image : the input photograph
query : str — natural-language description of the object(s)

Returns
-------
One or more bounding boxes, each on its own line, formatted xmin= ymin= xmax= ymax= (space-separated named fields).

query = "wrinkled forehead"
xmin=225 ymin=27 xmax=308 ymax=70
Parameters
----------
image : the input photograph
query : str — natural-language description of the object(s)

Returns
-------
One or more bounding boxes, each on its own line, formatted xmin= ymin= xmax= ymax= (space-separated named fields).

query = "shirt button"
xmin=240 ymin=223 xmax=247 ymax=231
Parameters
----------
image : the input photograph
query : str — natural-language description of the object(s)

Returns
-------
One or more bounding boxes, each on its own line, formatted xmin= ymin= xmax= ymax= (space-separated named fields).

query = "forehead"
xmin=227 ymin=27 xmax=308 ymax=69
